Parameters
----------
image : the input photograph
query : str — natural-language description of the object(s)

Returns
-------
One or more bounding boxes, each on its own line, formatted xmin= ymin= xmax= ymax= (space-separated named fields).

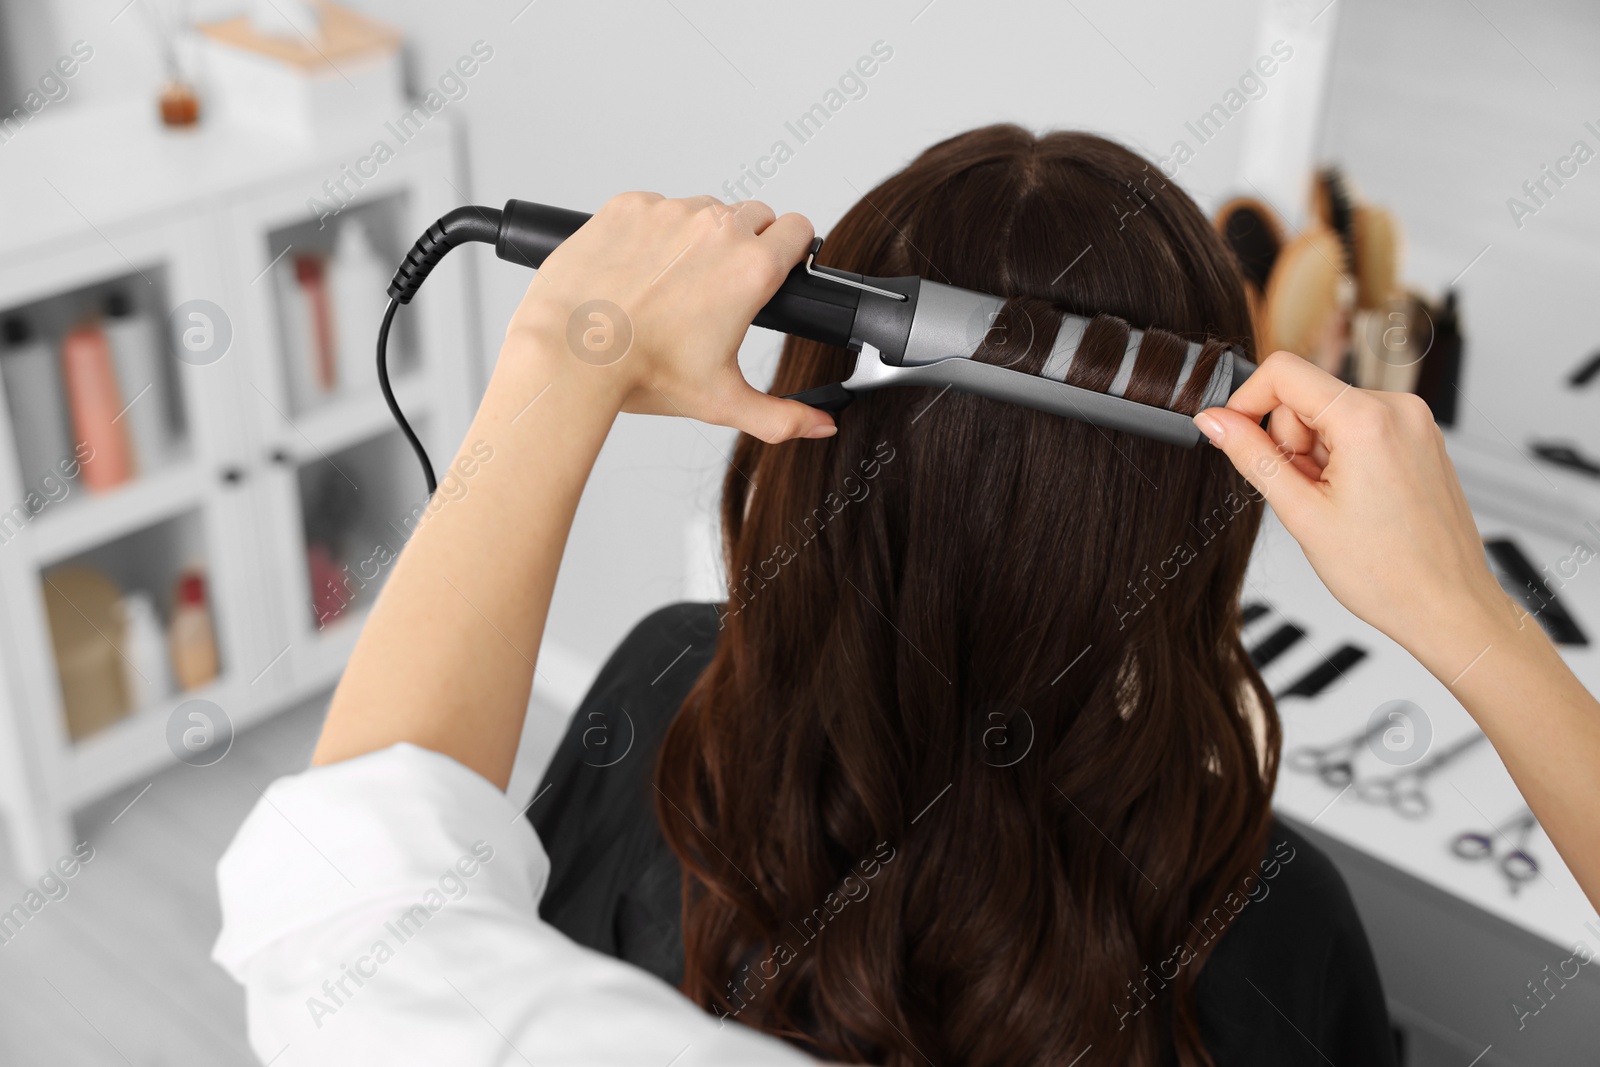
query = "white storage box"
xmin=195 ymin=3 xmax=405 ymax=144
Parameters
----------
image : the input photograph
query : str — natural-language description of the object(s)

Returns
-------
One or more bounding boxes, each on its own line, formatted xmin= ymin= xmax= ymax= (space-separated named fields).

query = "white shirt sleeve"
xmin=213 ymin=743 xmax=815 ymax=1067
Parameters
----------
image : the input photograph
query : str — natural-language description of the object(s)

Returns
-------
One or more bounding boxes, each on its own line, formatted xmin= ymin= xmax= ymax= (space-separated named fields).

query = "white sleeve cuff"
xmin=211 ymin=743 xmax=816 ymax=1067
xmin=213 ymin=743 xmax=546 ymax=979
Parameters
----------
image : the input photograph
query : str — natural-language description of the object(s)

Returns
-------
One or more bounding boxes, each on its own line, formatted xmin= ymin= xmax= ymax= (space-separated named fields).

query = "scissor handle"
xmin=1318 ymin=760 xmax=1358 ymax=788
xmin=1502 ymin=850 xmax=1540 ymax=889
xmin=1356 ymin=774 xmax=1429 ymax=815
xmin=1286 ymin=745 xmax=1331 ymax=774
xmin=1355 ymin=776 xmax=1400 ymax=806
xmin=1453 ymin=831 xmax=1493 ymax=860
xmin=1390 ymin=786 xmax=1431 ymax=819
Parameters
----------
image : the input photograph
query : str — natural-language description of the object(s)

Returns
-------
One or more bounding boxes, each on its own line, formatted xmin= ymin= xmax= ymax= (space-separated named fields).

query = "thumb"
xmin=719 ymin=373 xmax=837 ymax=444
xmin=1194 ymin=408 xmax=1322 ymax=525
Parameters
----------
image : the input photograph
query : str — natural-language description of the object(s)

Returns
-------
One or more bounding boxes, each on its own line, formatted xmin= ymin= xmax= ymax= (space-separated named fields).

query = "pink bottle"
xmin=60 ymin=320 xmax=134 ymax=492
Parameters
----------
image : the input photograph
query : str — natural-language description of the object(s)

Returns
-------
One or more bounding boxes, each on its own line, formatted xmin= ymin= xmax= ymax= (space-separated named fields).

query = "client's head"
xmin=657 ymin=124 xmax=1276 ymax=1066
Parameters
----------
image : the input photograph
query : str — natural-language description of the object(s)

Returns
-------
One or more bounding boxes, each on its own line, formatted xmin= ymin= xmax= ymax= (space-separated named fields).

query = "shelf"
xmin=283 ymin=371 xmax=430 ymax=460
xmin=63 ymin=673 xmax=233 ymax=806
xmin=39 ymin=509 xmax=223 ymax=747
xmin=29 ymin=459 xmax=206 ymax=568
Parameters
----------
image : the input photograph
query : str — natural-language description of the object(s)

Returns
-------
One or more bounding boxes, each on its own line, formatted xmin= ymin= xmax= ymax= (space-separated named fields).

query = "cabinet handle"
xmin=268 ymin=448 xmax=292 ymax=465
xmin=220 ymin=466 xmax=247 ymax=485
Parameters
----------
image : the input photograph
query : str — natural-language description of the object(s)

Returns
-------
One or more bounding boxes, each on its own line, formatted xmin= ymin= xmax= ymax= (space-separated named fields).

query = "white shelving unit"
xmin=0 ymin=101 xmax=480 ymax=872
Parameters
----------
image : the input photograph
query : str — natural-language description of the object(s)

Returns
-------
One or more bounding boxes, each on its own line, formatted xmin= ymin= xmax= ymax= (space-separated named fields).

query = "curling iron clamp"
xmin=380 ymin=200 xmax=1257 ymax=493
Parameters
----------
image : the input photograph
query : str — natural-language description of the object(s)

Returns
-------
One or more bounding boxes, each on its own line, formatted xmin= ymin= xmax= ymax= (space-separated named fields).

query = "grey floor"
xmin=0 ymin=691 xmax=568 ymax=1066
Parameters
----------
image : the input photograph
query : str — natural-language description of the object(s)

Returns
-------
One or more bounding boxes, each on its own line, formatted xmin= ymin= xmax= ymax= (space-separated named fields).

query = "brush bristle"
xmin=1220 ymin=204 xmax=1280 ymax=291
xmin=1316 ymin=166 xmax=1356 ymax=273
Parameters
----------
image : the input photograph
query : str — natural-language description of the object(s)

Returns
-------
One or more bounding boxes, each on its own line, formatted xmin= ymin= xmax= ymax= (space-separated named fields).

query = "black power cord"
xmin=374 ymin=296 xmax=435 ymax=494
xmin=377 ymin=205 xmax=504 ymax=497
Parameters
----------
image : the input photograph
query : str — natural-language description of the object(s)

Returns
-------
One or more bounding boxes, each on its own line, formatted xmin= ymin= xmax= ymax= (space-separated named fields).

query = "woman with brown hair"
xmin=536 ymin=126 xmax=1388 ymax=1067
xmin=215 ymin=126 xmax=1600 ymax=1067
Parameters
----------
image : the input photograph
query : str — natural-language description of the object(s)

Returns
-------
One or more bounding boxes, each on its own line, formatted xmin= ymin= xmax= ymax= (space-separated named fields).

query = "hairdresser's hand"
xmin=505 ymin=192 xmax=835 ymax=443
xmin=1193 ymin=352 xmax=1512 ymax=669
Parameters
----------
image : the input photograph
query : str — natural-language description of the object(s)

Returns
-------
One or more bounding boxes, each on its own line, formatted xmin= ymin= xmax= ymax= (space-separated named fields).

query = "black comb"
xmin=1484 ymin=538 xmax=1588 ymax=646
xmin=1275 ymin=644 xmax=1368 ymax=701
xmin=1249 ymin=623 xmax=1305 ymax=668
xmin=1567 ymin=349 xmax=1600 ymax=388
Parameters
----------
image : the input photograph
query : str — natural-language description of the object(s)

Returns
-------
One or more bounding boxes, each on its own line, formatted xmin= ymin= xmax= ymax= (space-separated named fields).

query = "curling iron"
xmin=379 ymin=200 xmax=1256 ymax=494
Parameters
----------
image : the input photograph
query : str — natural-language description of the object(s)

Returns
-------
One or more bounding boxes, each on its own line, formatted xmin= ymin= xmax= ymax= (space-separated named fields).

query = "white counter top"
xmin=1256 ymin=496 xmax=1600 ymax=952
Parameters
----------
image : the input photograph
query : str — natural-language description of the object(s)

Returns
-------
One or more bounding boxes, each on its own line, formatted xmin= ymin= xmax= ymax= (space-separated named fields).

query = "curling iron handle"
xmin=495 ymin=200 xmax=592 ymax=268
xmin=495 ymin=199 xmax=860 ymax=349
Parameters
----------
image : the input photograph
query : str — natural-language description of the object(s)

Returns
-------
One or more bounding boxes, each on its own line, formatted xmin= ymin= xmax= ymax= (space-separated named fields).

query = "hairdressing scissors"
xmin=1353 ymin=730 xmax=1488 ymax=819
xmin=1286 ymin=720 xmax=1387 ymax=788
xmin=1452 ymin=806 xmax=1540 ymax=895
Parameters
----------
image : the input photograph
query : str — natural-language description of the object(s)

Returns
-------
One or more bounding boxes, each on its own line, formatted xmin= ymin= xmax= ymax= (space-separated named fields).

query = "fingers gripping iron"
xmin=380 ymin=200 xmax=1256 ymax=493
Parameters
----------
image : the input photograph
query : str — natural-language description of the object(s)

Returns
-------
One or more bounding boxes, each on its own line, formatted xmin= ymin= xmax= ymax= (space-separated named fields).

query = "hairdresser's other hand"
xmin=1193 ymin=351 xmax=1510 ymax=668
xmin=504 ymin=192 xmax=834 ymax=443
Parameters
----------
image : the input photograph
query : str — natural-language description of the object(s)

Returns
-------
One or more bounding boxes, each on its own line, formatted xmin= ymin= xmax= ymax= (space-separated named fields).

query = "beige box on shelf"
xmin=195 ymin=3 xmax=405 ymax=143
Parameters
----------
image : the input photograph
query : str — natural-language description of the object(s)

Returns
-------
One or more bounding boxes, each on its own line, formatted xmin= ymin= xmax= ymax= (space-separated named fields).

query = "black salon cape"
xmin=530 ymin=603 xmax=1398 ymax=1066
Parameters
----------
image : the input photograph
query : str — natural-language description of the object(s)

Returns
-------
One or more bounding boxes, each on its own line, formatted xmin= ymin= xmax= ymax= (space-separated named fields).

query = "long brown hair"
xmin=656 ymin=125 xmax=1278 ymax=1066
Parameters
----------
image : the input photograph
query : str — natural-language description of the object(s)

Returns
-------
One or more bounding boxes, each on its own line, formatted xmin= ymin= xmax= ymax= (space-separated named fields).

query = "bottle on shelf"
xmin=303 ymin=462 xmax=363 ymax=628
xmin=104 ymin=290 xmax=173 ymax=474
xmin=61 ymin=317 xmax=134 ymax=492
xmin=169 ymin=568 xmax=220 ymax=691
xmin=1 ymin=315 xmax=76 ymax=493
xmin=307 ymin=542 xmax=350 ymax=628
xmin=296 ymin=254 xmax=337 ymax=394
xmin=329 ymin=218 xmax=389 ymax=398
xmin=116 ymin=590 xmax=174 ymax=712
xmin=274 ymin=251 xmax=339 ymax=410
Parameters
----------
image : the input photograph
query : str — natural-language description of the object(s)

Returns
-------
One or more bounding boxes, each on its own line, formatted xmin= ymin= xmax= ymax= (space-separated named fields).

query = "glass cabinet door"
xmin=0 ymin=210 xmax=269 ymax=837
xmin=221 ymin=135 xmax=477 ymax=694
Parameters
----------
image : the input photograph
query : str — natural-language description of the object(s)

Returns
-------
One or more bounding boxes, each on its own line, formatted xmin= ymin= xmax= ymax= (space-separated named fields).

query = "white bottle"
xmin=117 ymin=591 xmax=173 ymax=712
xmin=329 ymin=220 xmax=390 ymax=399
xmin=275 ymin=254 xmax=318 ymax=412
xmin=104 ymin=291 xmax=171 ymax=474
xmin=1 ymin=316 xmax=75 ymax=491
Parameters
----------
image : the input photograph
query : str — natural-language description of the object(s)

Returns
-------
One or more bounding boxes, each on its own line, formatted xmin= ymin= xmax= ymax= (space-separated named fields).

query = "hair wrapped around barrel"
xmin=971 ymin=298 xmax=1243 ymax=418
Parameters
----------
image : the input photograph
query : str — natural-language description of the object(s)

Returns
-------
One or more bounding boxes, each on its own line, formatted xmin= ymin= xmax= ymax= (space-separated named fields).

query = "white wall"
xmin=26 ymin=0 xmax=1322 ymax=679
xmin=376 ymin=0 xmax=1302 ymax=674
